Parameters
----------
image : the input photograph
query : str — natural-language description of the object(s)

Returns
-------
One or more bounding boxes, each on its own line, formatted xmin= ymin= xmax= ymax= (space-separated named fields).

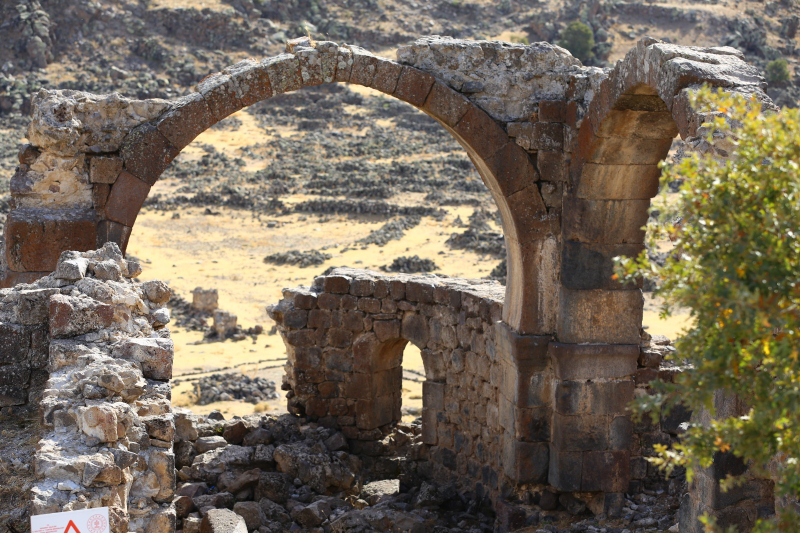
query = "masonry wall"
xmin=0 ymin=244 xmax=178 ymax=533
xmin=269 ymin=268 xmax=518 ymax=498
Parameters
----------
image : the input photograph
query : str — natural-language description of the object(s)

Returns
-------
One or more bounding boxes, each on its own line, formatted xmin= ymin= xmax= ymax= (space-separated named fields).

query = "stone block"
xmin=548 ymin=447 xmax=582 ymax=491
xmin=92 ymin=183 xmax=110 ymax=209
xmin=197 ymin=72 xmax=243 ymax=121
xmin=610 ymin=415 xmax=633 ymax=450
xmin=563 ymin=196 xmax=650 ymax=244
xmin=104 ymin=170 xmax=152 ymax=227
xmin=576 ymin=163 xmax=661 ymax=200
xmin=201 ymin=508 xmax=247 ymax=533
xmin=423 ymin=81 xmax=470 ymax=127
xmin=370 ymin=57 xmax=403 ymax=94
xmin=423 ymin=380 xmax=445 ymax=410
xmin=96 ymin=220 xmax=132 ymax=253
xmin=224 ymin=59 xmax=273 ymax=106
xmin=539 ymin=100 xmax=567 ymax=122
xmin=494 ymin=321 xmax=550 ymax=364
xmin=262 ymin=54 xmax=302 ymax=94
xmin=483 ymin=141 xmax=538 ymax=198
xmin=514 ymin=406 xmax=551 ymax=442
xmin=537 ymin=150 xmax=567 ymax=182
xmin=453 ymin=105 xmax=508 ymax=161
xmin=502 ymin=436 xmax=549 ymax=484
xmin=562 ymin=241 xmax=644 ymax=290
xmin=296 ymin=47 xmax=324 ymax=86
xmin=0 ymin=323 xmax=31 ymax=364
xmin=406 ymin=280 xmax=434 ymax=303
xmin=121 ymin=122 xmax=179 ymax=185
xmin=334 ymin=47 xmax=354 ymax=82
xmin=595 ymin=109 xmax=678 ymax=139
xmin=557 ymin=288 xmax=643 ymax=344
xmin=552 ymin=412 xmax=609 ymax=451
xmin=550 ymin=342 xmax=639 ymax=380
xmin=155 ymin=92 xmax=216 ymax=150
xmin=356 ymin=395 xmax=394 ymax=429
xmin=588 ymin=136 xmax=674 ymax=165
xmin=113 ymin=337 xmax=174 ymax=381
xmin=349 ymin=46 xmax=379 ymax=86
xmin=373 ymin=319 xmax=400 ymax=342
xmin=89 ymin=156 xmax=123 ymax=184
xmin=581 ymin=450 xmax=630 ymax=492
xmin=505 ymin=184 xmax=549 ymax=240
xmin=502 ymin=236 xmax=560 ymax=335
xmin=421 ymin=407 xmax=438 ymax=444
xmin=554 ymin=380 xmax=634 ymax=416
xmin=402 ymin=314 xmax=429 ymax=349
xmin=393 ymin=66 xmax=435 ymax=107
xmin=530 ymin=122 xmax=564 ymax=150
xmin=5 ymin=208 xmax=97 ymax=272
xmin=350 ymin=278 xmax=376 ymax=297
xmin=324 ymin=276 xmax=351 ymax=294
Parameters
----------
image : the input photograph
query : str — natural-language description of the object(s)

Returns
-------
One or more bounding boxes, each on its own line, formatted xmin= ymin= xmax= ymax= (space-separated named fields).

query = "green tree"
xmin=616 ymin=87 xmax=800 ymax=531
xmin=558 ymin=21 xmax=595 ymax=63
xmin=766 ymin=58 xmax=791 ymax=85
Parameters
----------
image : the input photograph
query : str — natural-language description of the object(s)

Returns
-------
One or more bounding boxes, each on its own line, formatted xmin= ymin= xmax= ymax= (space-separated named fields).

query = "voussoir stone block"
xmin=5 ymin=208 xmax=97 ymax=272
xmin=121 ymin=123 xmax=180 ymax=186
xmin=453 ymin=105 xmax=509 ymax=161
xmin=393 ymin=66 xmax=435 ymax=107
xmin=104 ymin=170 xmax=151 ymax=227
xmin=576 ymin=163 xmax=661 ymax=200
xmin=563 ymin=195 xmax=650 ymax=244
xmin=484 ymin=141 xmax=538 ymax=198
xmin=423 ymin=81 xmax=470 ymax=127
xmin=262 ymin=54 xmax=302 ymax=94
xmin=155 ymin=92 xmax=215 ymax=150
xmin=89 ymin=156 xmax=123 ymax=184
xmin=224 ymin=59 xmax=273 ymax=106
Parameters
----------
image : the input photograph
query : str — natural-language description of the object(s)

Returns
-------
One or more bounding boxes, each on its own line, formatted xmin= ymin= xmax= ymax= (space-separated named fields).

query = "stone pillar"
xmin=548 ymin=343 xmax=639 ymax=515
xmin=495 ymin=322 xmax=551 ymax=487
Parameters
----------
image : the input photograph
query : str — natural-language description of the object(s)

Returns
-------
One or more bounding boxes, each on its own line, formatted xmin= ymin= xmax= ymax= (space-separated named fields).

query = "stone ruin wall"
xmin=0 ymin=244 xmax=176 ymax=533
xmin=269 ymin=268 xmax=694 ymax=517
xmin=0 ymin=35 xmax=784 ymax=532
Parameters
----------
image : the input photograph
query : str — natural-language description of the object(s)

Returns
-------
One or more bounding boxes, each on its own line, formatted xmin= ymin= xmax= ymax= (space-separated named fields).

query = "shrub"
xmin=558 ymin=21 xmax=595 ymax=63
xmin=616 ymin=87 xmax=800 ymax=531
xmin=766 ymin=58 xmax=791 ymax=85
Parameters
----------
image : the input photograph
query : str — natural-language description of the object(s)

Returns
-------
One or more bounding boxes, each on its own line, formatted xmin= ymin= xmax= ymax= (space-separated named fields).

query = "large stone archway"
xmin=7 ymin=38 xmax=555 ymax=338
xmin=3 ymin=36 xmax=779 ymax=525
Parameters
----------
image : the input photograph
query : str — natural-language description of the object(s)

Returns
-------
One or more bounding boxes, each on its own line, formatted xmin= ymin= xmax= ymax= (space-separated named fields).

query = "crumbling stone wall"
xmin=0 ymin=244 xmax=176 ymax=533
xmin=269 ymin=269 xmax=519 ymax=499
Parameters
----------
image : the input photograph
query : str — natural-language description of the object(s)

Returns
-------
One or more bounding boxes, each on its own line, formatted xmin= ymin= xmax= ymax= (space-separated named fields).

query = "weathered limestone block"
xmin=5 ymin=208 xmax=97 ymax=272
xmin=397 ymin=36 xmax=581 ymax=123
xmin=27 ymin=89 xmax=169 ymax=156
xmin=113 ymin=337 xmax=174 ymax=381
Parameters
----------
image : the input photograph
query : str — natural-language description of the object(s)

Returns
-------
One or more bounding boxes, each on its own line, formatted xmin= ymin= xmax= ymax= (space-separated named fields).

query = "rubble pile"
xmin=192 ymin=373 xmax=279 ymax=405
xmin=264 ymin=250 xmax=332 ymax=268
xmin=381 ymin=255 xmax=439 ymax=273
xmin=5 ymin=243 xmax=177 ymax=532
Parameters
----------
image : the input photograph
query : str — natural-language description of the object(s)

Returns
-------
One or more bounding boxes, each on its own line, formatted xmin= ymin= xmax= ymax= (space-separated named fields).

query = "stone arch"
xmin=100 ymin=40 xmax=549 ymax=335
xmin=562 ymin=37 xmax=773 ymax=345
xmin=545 ymin=38 xmax=776 ymax=496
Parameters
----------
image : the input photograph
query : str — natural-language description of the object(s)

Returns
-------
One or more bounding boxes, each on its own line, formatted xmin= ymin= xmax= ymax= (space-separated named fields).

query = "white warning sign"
xmin=31 ymin=507 xmax=109 ymax=533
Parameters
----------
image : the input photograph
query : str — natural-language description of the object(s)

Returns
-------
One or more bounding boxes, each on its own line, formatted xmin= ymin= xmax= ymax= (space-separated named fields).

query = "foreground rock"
xmin=173 ymin=409 xmax=684 ymax=533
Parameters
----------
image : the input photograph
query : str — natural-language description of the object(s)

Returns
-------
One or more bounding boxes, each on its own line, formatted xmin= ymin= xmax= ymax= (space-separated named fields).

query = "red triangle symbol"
xmin=63 ymin=520 xmax=82 ymax=533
